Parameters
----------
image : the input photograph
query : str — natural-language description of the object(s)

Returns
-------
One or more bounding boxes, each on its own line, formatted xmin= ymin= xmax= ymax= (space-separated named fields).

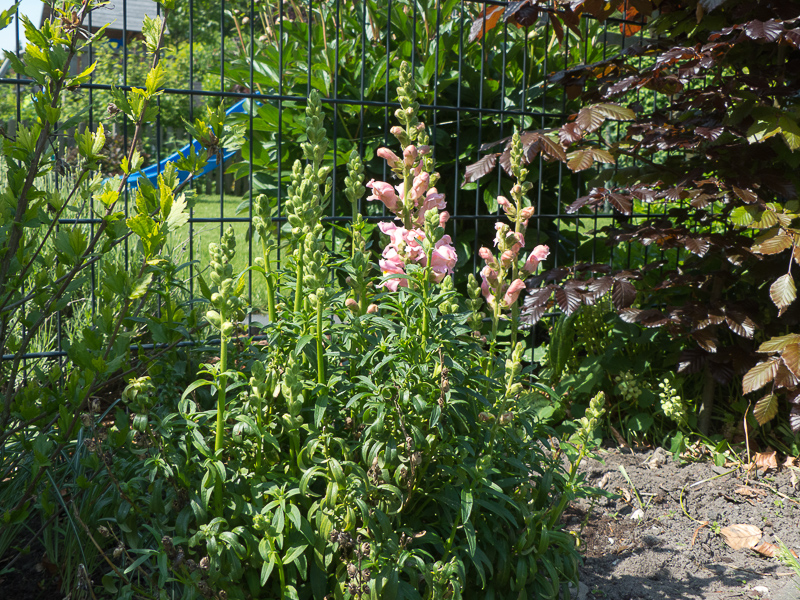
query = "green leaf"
xmin=778 ymin=115 xmax=800 ymax=151
xmin=753 ymin=394 xmax=779 ymax=426
xmin=460 ymin=488 xmax=473 ymax=522
xmin=730 ymin=206 xmax=754 ymax=227
xmin=282 ymin=543 xmax=308 ymax=567
xmin=0 ymin=3 xmax=21 ymax=31
xmin=770 ymin=273 xmax=796 ymax=311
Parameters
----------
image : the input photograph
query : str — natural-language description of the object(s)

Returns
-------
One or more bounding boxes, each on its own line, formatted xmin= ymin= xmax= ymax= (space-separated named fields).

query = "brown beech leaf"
xmin=757 ymin=334 xmax=800 ymax=353
xmin=469 ymin=5 xmax=506 ymax=43
xmin=567 ymin=149 xmax=595 ymax=172
xmin=781 ymin=343 xmax=800 ymax=378
xmin=754 ymin=450 xmax=778 ymax=472
xmin=753 ymin=394 xmax=779 ymax=426
xmin=732 ymin=186 xmax=758 ymax=204
xmin=770 ymin=274 xmax=796 ymax=312
xmin=719 ymin=524 xmax=762 ymax=550
xmin=753 ymin=231 xmax=792 ymax=255
xmin=742 ymin=359 xmax=780 ymax=394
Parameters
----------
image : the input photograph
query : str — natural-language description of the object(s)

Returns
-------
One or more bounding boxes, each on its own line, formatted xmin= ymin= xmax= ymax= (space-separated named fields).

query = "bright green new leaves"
xmin=74 ymin=122 xmax=106 ymax=164
xmin=746 ymin=106 xmax=800 ymax=151
xmin=126 ymin=166 xmax=189 ymax=259
xmin=141 ymin=15 xmax=164 ymax=53
xmin=0 ymin=3 xmax=20 ymax=31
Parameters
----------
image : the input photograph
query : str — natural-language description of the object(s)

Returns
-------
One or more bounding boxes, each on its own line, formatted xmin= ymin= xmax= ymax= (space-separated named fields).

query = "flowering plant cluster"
xmin=478 ymin=131 xmax=550 ymax=313
xmin=366 ymin=63 xmax=458 ymax=292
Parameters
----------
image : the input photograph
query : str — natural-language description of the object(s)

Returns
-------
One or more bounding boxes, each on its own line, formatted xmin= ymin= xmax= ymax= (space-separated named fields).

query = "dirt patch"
xmin=566 ymin=447 xmax=800 ymax=600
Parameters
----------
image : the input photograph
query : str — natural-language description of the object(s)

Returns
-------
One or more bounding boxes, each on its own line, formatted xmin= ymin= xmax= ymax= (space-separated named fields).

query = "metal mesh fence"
xmin=0 ymin=0 xmax=652 ymax=362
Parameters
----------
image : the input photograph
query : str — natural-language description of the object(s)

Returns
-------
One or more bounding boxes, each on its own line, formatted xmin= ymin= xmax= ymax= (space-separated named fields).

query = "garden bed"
xmin=566 ymin=446 xmax=800 ymax=600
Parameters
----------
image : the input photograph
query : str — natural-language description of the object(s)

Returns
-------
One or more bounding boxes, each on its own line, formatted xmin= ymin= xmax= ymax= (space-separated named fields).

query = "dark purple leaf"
xmin=479 ymin=136 xmax=512 ymax=152
xmin=559 ymin=122 xmax=583 ymax=145
xmin=462 ymin=153 xmax=500 ymax=185
xmin=655 ymin=47 xmax=698 ymax=68
xmin=726 ymin=315 xmax=755 ymax=339
xmin=636 ymin=309 xmax=670 ymax=327
xmin=699 ymin=0 xmax=729 ymax=12
xmin=608 ymin=193 xmax=632 ymax=215
xmin=612 ymin=279 xmax=637 ymax=309
xmin=696 ymin=126 xmax=724 ymax=140
xmin=745 ymin=19 xmax=783 ymax=42
xmin=555 ymin=287 xmax=582 ymax=315
xmin=505 ymin=1 xmax=539 ymax=27
xmin=678 ymin=348 xmax=708 ymax=373
xmin=587 ymin=276 xmax=614 ymax=296
xmin=692 ymin=329 xmax=718 ymax=353
xmin=684 ymin=236 xmax=710 ymax=256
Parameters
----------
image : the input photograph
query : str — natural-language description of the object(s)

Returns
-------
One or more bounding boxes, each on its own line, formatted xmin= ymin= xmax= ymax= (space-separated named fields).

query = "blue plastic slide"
xmin=126 ymin=99 xmax=249 ymax=189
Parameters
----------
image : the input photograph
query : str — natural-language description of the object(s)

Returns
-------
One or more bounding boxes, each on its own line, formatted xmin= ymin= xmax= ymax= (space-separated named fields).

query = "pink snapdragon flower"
xmin=366 ymin=180 xmax=401 ymax=213
xmin=503 ymin=279 xmax=526 ymax=306
xmin=376 ymin=147 xmax=402 ymax=169
xmin=523 ymin=245 xmax=550 ymax=274
xmin=377 ymin=223 xmax=456 ymax=290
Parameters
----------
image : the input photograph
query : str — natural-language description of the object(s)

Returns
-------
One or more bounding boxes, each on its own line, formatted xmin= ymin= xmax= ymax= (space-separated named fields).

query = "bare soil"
xmin=565 ymin=446 xmax=800 ymax=600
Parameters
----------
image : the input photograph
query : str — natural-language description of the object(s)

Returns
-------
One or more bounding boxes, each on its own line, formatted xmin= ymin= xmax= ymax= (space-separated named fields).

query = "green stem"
xmin=549 ymin=444 xmax=586 ymax=529
xmin=255 ymin=391 xmax=263 ymax=470
xmin=215 ymin=323 xmax=228 ymax=454
xmin=316 ymin=301 xmax=325 ymax=385
xmin=261 ymin=240 xmax=277 ymax=323
xmin=294 ymin=253 xmax=304 ymax=314
xmin=485 ymin=299 xmax=502 ymax=379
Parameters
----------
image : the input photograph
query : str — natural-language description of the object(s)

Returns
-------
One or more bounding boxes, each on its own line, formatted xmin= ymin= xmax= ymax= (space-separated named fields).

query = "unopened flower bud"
xmin=345 ymin=298 xmax=359 ymax=313
xmin=499 ymin=411 xmax=514 ymax=425
xmin=478 ymin=412 xmax=494 ymax=421
xmin=519 ymin=206 xmax=535 ymax=220
xmin=367 ymin=303 xmax=378 ymax=314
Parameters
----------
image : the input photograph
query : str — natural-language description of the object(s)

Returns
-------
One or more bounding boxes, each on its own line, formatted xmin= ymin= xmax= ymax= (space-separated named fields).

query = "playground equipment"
xmin=126 ymin=99 xmax=248 ymax=189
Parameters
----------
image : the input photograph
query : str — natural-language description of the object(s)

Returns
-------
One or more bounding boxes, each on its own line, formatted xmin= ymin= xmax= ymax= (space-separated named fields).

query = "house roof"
xmin=85 ymin=0 xmax=160 ymax=33
xmin=40 ymin=0 xmax=160 ymax=34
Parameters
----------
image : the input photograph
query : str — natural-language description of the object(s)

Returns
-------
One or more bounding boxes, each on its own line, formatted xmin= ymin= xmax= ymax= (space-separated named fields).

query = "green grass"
xmin=171 ymin=192 xmax=283 ymax=312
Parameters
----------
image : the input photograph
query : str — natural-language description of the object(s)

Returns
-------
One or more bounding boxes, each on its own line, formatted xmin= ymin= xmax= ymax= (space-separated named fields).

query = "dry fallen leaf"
xmin=753 ymin=541 xmax=799 ymax=558
xmin=753 ymin=542 xmax=778 ymax=557
xmin=754 ymin=450 xmax=778 ymax=473
xmin=720 ymin=524 xmax=762 ymax=550
xmin=782 ymin=455 xmax=796 ymax=468
xmin=791 ymin=469 xmax=798 ymax=490
xmin=735 ymin=486 xmax=765 ymax=498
